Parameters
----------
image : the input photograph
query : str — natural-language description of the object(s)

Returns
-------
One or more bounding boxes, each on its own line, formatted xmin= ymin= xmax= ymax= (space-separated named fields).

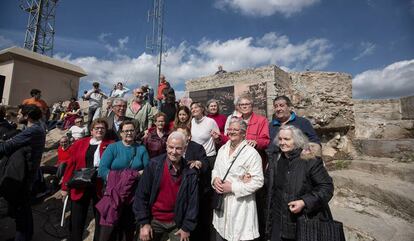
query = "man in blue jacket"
xmin=268 ymin=95 xmax=321 ymax=155
xmin=134 ymin=131 xmax=198 ymax=241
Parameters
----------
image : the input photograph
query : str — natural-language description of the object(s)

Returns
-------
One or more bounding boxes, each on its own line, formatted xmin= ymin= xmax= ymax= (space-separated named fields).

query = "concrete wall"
xmin=0 ymin=60 xmax=14 ymax=104
xmin=8 ymin=59 xmax=80 ymax=106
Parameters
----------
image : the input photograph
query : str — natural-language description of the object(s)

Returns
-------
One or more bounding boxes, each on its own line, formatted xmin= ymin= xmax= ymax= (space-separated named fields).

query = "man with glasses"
xmin=126 ymin=87 xmax=156 ymax=133
xmin=105 ymin=98 xmax=134 ymax=141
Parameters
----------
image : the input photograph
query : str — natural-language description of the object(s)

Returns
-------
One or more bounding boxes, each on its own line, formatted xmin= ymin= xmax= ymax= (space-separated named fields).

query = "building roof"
xmin=0 ymin=46 xmax=87 ymax=77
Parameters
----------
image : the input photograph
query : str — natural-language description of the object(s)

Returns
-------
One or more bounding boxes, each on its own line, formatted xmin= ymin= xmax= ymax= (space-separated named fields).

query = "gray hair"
xmin=112 ymin=98 xmax=127 ymax=106
xmin=229 ymin=118 xmax=247 ymax=133
xmin=206 ymin=99 xmax=219 ymax=110
xmin=274 ymin=125 xmax=309 ymax=150
xmin=167 ymin=131 xmax=187 ymax=145
xmin=235 ymin=94 xmax=253 ymax=106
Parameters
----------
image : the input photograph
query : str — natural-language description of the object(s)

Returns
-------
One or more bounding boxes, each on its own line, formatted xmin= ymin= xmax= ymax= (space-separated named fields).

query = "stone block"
xmin=401 ymin=95 xmax=414 ymax=120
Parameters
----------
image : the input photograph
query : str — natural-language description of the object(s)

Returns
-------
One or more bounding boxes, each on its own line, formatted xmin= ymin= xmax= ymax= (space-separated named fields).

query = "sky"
xmin=1 ymin=0 xmax=413 ymax=99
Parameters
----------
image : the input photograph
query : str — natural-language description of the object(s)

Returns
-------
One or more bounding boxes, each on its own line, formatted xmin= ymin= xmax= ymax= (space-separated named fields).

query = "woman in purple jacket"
xmin=144 ymin=112 xmax=169 ymax=158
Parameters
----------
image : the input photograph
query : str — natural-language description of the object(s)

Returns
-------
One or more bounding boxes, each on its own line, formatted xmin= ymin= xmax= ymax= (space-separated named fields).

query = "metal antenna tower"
xmin=20 ymin=0 xmax=59 ymax=57
xmin=146 ymin=0 xmax=165 ymax=87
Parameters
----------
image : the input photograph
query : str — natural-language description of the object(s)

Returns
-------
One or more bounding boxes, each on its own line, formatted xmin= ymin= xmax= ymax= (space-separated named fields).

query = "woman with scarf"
xmin=61 ymin=118 xmax=113 ymax=241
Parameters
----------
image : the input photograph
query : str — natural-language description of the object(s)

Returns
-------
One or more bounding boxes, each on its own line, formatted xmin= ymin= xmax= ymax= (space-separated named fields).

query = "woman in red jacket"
xmin=60 ymin=118 xmax=114 ymax=241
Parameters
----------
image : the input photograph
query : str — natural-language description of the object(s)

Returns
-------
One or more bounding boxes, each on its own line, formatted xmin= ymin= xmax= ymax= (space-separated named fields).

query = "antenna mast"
xmin=146 ymin=0 xmax=165 ymax=87
xmin=20 ymin=0 xmax=58 ymax=57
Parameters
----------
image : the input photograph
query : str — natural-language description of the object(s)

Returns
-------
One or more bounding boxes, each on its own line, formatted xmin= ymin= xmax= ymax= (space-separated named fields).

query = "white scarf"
xmin=90 ymin=138 xmax=102 ymax=167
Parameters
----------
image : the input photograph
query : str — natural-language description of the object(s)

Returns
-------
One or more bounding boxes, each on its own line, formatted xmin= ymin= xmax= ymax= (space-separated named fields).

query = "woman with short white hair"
xmin=212 ymin=118 xmax=264 ymax=241
xmin=264 ymin=125 xmax=334 ymax=241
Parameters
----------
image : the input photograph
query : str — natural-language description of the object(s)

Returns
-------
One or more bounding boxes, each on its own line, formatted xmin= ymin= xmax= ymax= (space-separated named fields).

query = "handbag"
xmin=296 ymin=206 xmax=345 ymax=241
xmin=212 ymin=144 xmax=247 ymax=212
xmin=66 ymin=167 xmax=97 ymax=189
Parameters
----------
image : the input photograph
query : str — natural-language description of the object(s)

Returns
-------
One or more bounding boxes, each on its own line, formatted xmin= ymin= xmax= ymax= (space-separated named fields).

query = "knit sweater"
xmin=98 ymin=141 xmax=150 ymax=182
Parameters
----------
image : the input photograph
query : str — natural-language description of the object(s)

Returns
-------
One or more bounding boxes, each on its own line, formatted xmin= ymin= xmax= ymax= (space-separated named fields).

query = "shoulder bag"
xmin=212 ymin=144 xmax=247 ymax=212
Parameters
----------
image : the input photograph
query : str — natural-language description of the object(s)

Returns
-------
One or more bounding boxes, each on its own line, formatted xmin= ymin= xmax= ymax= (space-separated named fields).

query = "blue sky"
xmin=1 ymin=0 xmax=413 ymax=99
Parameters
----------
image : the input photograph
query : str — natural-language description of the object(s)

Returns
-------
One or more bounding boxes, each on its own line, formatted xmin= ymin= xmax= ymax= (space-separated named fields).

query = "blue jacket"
xmin=133 ymin=154 xmax=199 ymax=232
xmin=0 ymin=122 xmax=45 ymax=182
xmin=268 ymin=113 xmax=320 ymax=153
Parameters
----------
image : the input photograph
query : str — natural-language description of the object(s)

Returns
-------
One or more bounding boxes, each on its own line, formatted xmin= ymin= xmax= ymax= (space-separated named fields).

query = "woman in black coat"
xmin=264 ymin=125 xmax=334 ymax=241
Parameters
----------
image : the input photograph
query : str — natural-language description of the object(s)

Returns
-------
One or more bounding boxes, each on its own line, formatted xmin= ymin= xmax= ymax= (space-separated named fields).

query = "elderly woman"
xmin=206 ymin=99 xmax=227 ymax=134
xmin=212 ymin=119 xmax=264 ymax=241
xmin=144 ymin=112 xmax=169 ymax=158
xmin=61 ymin=118 xmax=114 ymax=241
xmin=98 ymin=120 xmax=149 ymax=241
xmin=265 ymin=125 xmax=334 ymax=241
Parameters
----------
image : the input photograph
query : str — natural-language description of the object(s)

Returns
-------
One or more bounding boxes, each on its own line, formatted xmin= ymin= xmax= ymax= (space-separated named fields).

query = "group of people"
xmin=0 ymin=77 xmax=334 ymax=241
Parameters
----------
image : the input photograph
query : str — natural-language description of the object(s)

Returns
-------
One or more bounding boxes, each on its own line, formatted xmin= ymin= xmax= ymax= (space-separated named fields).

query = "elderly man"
xmin=134 ymin=131 xmax=199 ymax=241
xmin=268 ymin=95 xmax=321 ymax=155
xmin=126 ymin=87 xmax=156 ymax=133
xmin=105 ymin=98 xmax=133 ymax=141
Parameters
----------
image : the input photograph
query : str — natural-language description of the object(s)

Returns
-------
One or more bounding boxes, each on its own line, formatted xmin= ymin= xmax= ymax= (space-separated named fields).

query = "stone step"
xmin=330 ymin=169 xmax=414 ymax=219
xmin=348 ymin=157 xmax=414 ymax=183
xmin=354 ymin=139 xmax=414 ymax=159
xmin=331 ymin=203 xmax=414 ymax=241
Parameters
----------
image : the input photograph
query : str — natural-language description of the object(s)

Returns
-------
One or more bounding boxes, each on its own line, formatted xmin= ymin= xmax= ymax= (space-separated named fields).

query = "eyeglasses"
xmin=114 ymin=105 xmax=127 ymax=108
xmin=93 ymin=127 xmax=106 ymax=130
xmin=238 ymin=103 xmax=252 ymax=107
xmin=122 ymin=129 xmax=135 ymax=133
xmin=227 ymin=128 xmax=241 ymax=132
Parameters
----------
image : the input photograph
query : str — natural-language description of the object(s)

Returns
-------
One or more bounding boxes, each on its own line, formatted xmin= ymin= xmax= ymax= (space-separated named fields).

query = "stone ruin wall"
xmin=353 ymin=96 xmax=414 ymax=139
xmin=186 ymin=65 xmax=355 ymax=160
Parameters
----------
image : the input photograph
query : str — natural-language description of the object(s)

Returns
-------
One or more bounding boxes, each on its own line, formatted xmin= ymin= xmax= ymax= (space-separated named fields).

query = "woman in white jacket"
xmin=212 ymin=118 xmax=264 ymax=241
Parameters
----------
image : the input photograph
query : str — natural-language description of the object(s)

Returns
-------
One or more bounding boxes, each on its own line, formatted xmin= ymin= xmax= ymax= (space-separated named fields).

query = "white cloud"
xmin=214 ymin=0 xmax=320 ymax=17
xmin=54 ymin=32 xmax=333 ymax=94
xmin=97 ymin=33 xmax=129 ymax=55
xmin=353 ymin=42 xmax=376 ymax=61
xmin=353 ymin=59 xmax=414 ymax=99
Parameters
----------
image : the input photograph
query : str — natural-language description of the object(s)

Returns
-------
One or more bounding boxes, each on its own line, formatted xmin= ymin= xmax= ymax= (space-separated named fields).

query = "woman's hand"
xmin=213 ymin=177 xmax=224 ymax=193
xmin=222 ymin=180 xmax=232 ymax=193
xmin=288 ymin=200 xmax=305 ymax=214
xmin=240 ymin=173 xmax=251 ymax=183
xmin=210 ymin=129 xmax=221 ymax=142
xmin=246 ymin=139 xmax=257 ymax=148
xmin=60 ymin=190 xmax=68 ymax=200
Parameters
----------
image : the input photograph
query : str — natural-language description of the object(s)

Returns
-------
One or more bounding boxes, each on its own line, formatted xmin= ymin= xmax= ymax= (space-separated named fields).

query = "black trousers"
xmin=99 ymin=204 xmax=135 ymax=241
xmin=8 ymin=196 xmax=33 ymax=241
xmin=69 ymin=188 xmax=100 ymax=241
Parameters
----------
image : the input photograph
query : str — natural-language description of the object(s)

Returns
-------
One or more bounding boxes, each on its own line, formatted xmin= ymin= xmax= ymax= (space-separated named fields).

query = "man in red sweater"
xmin=134 ymin=132 xmax=199 ymax=241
